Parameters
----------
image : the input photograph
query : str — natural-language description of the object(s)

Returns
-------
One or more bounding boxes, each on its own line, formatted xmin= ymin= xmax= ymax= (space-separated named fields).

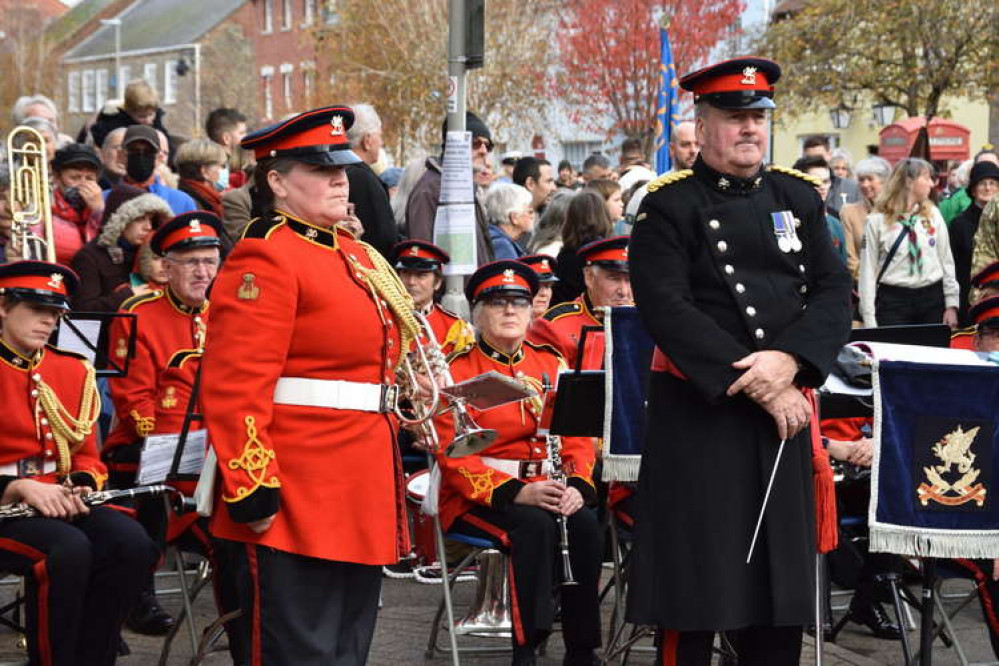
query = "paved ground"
xmin=0 ymin=565 xmax=997 ymax=664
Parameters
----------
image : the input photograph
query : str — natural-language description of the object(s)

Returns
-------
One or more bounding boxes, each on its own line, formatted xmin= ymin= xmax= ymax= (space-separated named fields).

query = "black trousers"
xmin=657 ymin=625 xmax=803 ymax=666
xmin=0 ymin=506 xmax=158 ymax=666
xmin=229 ymin=543 xmax=381 ymax=666
xmin=875 ymin=281 xmax=944 ymax=326
xmin=453 ymin=504 xmax=602 ymax=652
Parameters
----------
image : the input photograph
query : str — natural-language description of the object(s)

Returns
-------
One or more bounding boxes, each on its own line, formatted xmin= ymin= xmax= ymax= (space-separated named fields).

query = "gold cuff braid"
xmin=223 ymin=415 xmax=281 ymax=502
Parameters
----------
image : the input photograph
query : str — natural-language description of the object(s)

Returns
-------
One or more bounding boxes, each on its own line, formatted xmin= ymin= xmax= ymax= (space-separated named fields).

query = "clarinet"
xmin=0 ymin=484 xmax=186 ymax=520
xmin=540 ymin=373 xmax=577 ymax=587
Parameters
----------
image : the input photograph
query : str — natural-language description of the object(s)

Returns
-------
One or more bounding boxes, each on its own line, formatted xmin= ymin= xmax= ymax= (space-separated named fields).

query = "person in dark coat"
xmin=344 ymin=104 xmax=398 ymax=258
xmin=551 ymin=191 xmax=612 ymax=305
xmin=627 ymin=57 xmax=853 ymax=666
xmin=70 ymin=185 xmax=172 ymax=312
xmin=950 ymin=161 xmax=999 ymax=326
xmin=81 ymin=80 xmax=176 ymax=164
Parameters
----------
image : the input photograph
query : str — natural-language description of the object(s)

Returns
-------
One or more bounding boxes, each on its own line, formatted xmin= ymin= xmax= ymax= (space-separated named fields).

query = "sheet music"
xmin=137 ymin=430 xmax=207 ymax=485
xmin=857 ymin=342 xmax=994 ymax=367
xmin=56 ymin=319 xmax=102 ymax=363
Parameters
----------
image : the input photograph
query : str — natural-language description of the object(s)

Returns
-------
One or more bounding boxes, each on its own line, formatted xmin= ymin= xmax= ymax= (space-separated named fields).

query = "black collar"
xmin=166 ymin=287 xmax=208 ymax=315
xmin=279 ymin=211 xmax=341 ymax=250
xmin=581 ymin=294 xmax=603 ymax=322
xmin=0 ymin=339 xmax=39 ymax=370
xmin=478 ymin=334 xmax=525 ymax=365
xmin=694 ymin=156 xmax=765 ymax=194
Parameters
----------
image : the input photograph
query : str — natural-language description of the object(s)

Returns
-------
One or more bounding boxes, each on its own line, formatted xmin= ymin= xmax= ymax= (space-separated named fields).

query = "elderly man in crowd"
xmin=11 ymin=94 xmax=72 ymax=146
xmin=840 ymin=157 xmax=892 ymax=279
xmin=486 ymin=183 xmax=535 ymax=259
xmin=345 ymin=103 xmax=398 ymax=257
xmin=581 ymin=153 xmax=614 ymax=183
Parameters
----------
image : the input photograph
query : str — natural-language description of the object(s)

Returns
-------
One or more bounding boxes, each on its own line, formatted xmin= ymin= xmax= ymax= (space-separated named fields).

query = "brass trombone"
xmin=6 ymin=125 xmax=56 ymax=262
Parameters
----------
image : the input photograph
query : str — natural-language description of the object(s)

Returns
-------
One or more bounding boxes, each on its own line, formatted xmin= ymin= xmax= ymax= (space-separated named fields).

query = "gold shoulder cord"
xmin=345 ymin=242 xmax=421 ymax=370
xmin=35 ymin=363 xmax=101 ymax=475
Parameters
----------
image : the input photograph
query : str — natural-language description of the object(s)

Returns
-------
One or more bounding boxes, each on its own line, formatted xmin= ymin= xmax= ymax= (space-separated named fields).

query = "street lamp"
xmin=100 ymin=18 xmax=122 ymax=99
xmin=829 ymin=104 xmax=852 ymax=130
xmin=872 ymin=102 xmax=896 ymax=127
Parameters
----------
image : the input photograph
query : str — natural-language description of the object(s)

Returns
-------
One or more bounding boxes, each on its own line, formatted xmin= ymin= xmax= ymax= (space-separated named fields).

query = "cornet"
xmin=6 ymin=125 xmax=56 ymax=262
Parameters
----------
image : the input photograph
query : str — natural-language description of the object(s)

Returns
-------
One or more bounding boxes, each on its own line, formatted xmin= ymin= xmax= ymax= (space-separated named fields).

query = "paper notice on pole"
xmin=56 ymin=319 xmax=102 ymax=363
xmin=137 ymin=430 xmax=207 ymax=485
xmin=440 ymin=131 xmax=475 ymax=204
xmin=433 ymin=204 xmax=477 ymax=274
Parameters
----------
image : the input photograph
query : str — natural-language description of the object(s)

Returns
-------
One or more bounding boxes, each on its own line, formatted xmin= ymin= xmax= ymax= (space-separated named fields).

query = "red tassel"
xmin=804 ymin=389 xmax=839 ymax=553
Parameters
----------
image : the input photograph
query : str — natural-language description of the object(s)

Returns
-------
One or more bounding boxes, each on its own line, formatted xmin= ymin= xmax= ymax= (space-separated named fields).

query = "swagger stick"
xmin=746 ymin=438 xmax=786 ymax=564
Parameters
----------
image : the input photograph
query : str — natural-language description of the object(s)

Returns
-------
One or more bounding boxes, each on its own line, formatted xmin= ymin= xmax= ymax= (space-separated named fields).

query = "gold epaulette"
xmin=767 ymin=164 xmax=823 ymax=187
xmin=120 ymin=289 xmax=163 ymax=312
xmin=646 ymin=169 xmax=693 ymax=193
xmin=446 ymin=342 xmax=475 ymax=363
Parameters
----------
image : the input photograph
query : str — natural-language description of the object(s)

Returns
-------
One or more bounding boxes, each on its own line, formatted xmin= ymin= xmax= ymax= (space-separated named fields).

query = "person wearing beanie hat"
xmin=437 ymin=259 xmax=602 ymax=666
xmin=405 ymin=110 xmax=496 ymax=266
xmin=951 ymin=161 xmax=999 ymax=326
xmin=48 ymin=143 xmax=105 ymax=266
xmin=70 ymin=185 xmax=172 ymax=311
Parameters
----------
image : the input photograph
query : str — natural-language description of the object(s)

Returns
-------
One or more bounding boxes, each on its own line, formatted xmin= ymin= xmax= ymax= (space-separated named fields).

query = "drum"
xmin=405 ymin=469 xmax=438 ymax=566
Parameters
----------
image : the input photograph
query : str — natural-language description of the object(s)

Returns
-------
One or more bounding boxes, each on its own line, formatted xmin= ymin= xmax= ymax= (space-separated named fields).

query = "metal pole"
xmin=919 ymin=558 xmax=936 ymax=666
xmin=441 ymin=0 xmax=469 ymax=318
xmin=814 ymin=554 xmax=824 ymax=666
xmin=114 ymin=22 xmax=122 ymax=98
xmin=193 ymin=44 xmax=201 ymax=138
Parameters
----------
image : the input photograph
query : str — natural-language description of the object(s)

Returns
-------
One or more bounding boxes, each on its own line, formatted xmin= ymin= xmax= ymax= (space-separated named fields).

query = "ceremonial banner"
xmin=870 ymin=355 xmax=999 ymax=558
xmin=654 ymin=25 xmax=679 ymax=176
xmin=600 ymin=307 xmax=655 ymax=481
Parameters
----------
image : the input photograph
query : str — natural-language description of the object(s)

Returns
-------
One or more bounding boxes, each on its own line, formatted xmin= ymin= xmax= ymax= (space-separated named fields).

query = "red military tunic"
xmin=105 ymin=288 xmax=209 ymax=468
xmin=202 ymin=213 xmax=409 ymax=564
xmin=0 ymin=340 xmax=106 ymax=490
xmin=529 ymin=295 xmax=605 ymax=370
xmin=434 ymin=338 xmax=596 ymax=531
xmin=423 ymin=302 xmax=474 ymax=356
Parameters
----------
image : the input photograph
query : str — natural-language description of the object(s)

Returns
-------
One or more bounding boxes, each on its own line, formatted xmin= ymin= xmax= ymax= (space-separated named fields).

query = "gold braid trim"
xmin=459 ymin=467 xmax=497 ymax=501
xmin=223 ymin=416 xmax=281 ymax=502
xmin=344 ymin=242 xmax=421 ymax=371
xmin=35 ymin=363 xmax=101 ymax=475
xmin=130 ymin=410 xmax=155 ymax=438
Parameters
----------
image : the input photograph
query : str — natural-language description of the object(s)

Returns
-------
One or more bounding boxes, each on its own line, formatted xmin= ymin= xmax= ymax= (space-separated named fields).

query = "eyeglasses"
xmin=483 ymin=296 xmax=531 ymax=310
xmin=472 ymin=137 xmax=494 ymax=152
xmin=166 ymin=257 xmax=220 ymax=269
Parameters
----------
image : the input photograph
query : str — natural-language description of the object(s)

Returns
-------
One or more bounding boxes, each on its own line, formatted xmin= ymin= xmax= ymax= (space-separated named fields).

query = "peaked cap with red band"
xmin=970 ymin=296 xmax=999 ymax=329
xmin=578 ymin=236 xmax=630 ymax=272
xmin=240 ymin=105 xmax=362 ymax=166
xmin=0 ymin=260 xmax=79 ymax=310
xmin=465 ymin=260 xmax=539 ymax=304
xmin=972 ymin=261 xmax=999 ymax=291
xmin=520 ymin=254 xmax=559 ymax=283
xmin=150 ymin=212 xmax=224 ymax=256
xmin=391 ymin=240 xmax=450 ymax=271
xmin=680 ymin=57 xmax=781 ymax=110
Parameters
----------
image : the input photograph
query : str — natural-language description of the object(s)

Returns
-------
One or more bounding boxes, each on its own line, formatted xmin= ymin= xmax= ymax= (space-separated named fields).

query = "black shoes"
xmin=126 ymin=592 xmax=175 ymax=636
xmin=848 ymin=599 xmax=902 ymax=640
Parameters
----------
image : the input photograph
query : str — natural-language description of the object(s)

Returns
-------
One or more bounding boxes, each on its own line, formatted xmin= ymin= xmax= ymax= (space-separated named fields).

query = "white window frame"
xmin=261 ymin=66 xmax=275 ymax=120
xmin=118 ymin=64 xmax=132 ymax=92
xmin=68 ymin=71 xmax=80 ymax=112
xmin=263 ymin=0 xmax=274 ymax=33
xmin=81 ymin=70 xmax=96 ymax=112
xmin=281 ymin=0 xmax=292 ymax=30
xmin=301 ymin=61 xmax=315 ymax=106
xmin=163 ymin=60 xmax=178 ymax=105
xmin=280 ymin=63 xmax=294 ymax=111
xmin=95 ymin=68 xmax=109 ymax=109
xmin=302 ymin=0 xmax=315 ymax=26
xmin=143 ymin=62 xmax=158 ymax=95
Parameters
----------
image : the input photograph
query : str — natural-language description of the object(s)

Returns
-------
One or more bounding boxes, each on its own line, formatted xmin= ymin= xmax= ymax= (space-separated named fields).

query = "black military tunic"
xmin=626 ymin=155 xmax=852 ymax=630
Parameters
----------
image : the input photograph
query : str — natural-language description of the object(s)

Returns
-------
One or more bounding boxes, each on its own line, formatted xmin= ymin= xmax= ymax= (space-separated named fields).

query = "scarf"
xmin=179 ymin=178 xmax=224 ymax=217
xmin=899 ymin=215 xmax=924 ymax=277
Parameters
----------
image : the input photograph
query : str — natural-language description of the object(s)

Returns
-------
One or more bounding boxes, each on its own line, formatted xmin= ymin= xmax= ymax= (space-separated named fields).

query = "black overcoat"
xmin=626 ymin=156 xmax=852 ymax=630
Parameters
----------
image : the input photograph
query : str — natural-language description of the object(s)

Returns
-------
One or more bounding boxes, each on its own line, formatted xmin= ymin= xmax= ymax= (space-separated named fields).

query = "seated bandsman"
xmin=391 ymin=239 xmax=474 ymax=355
xmin=519 ymin=253 xmax=558 ymax=319
xmin=529 ymin=236 xmax=633 ymax=369
xmin=0 ymin=260 xmax=158 ymax=666
xmin=434 ymin=260 xmax=602 ymax=666
xmin=953 ymin=262 xmax=999 ymax=350
xmin=104 ymin=211 xmax=223 ymax=634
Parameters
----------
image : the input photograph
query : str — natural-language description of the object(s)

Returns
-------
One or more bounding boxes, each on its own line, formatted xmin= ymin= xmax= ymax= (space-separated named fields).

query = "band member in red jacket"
xmin=0 ymin=260 xmax=158 ymax=666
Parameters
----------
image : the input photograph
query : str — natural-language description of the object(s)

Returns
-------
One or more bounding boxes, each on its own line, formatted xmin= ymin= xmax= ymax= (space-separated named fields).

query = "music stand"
xmin=56 ymin=311 xmax=137 ymax=378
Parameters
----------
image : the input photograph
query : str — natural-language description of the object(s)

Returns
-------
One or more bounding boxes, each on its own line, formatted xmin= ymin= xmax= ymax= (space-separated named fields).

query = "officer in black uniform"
xmin=626 ymin=57 xmax=853 ymax=665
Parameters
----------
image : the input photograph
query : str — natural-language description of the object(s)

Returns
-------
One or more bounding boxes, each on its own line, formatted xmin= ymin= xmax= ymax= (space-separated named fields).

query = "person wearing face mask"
xmin=48 ymin=144 xmax=105 ymax=266
xmin=175 ymin=139 xmax=230 ymax=219
xmin=111 ymin=125 xmax=197 ymax=215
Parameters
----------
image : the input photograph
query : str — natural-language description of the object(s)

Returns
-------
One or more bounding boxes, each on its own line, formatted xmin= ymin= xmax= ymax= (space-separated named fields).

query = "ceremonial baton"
xmin=746 ymin=438 xmax=786 ymax=564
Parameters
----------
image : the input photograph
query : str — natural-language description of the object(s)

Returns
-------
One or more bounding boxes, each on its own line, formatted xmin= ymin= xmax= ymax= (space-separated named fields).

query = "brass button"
xmin=746 ymin=306 xmax=757 ymax=317
xmin=32 ymin=373 xmax=41 ymax=382
xmin=45 ymin=433 xmax=53 ymax=440
xmin=717 ymin=241 xmax=728 ymax=253
xmin=724 ymin=264 xmax=735 ymax=275
xmin=800 ymin=284 xmax=808 ymax=294
xmin=30 ymin=390 xmax=38 ymax=398
xmin=709 ymin=219 xmax=720 ymax=230
xmin=754 ymin=328 xmax=765 ymax=340
xmin=735 ymin=283 xmax=746 ymax=294
xmin=799 ymin=264 xmax=805 ymax=273
xmin=40 ymin=418 xmax=48 ymax=426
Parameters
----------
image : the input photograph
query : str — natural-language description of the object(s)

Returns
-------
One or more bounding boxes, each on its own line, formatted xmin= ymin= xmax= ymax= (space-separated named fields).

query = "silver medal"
xmin=790 ymin=237 xmax=802 ymax=252
xmin=778 ymin=236 xmax=792 ymax=253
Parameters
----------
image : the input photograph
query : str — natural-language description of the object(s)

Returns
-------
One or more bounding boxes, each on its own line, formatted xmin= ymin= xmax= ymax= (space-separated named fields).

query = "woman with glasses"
xmin=434 ymin=260 xmax=602 ymax=666
xmin=858 ymin=158 xmax=959 ymax=328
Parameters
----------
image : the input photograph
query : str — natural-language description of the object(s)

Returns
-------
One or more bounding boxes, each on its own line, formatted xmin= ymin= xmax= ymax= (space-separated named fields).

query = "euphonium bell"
xmin=452 ymin=548 xmax=512 ymax=637
xmin=6 ymin=125 xmax=55 ymax=262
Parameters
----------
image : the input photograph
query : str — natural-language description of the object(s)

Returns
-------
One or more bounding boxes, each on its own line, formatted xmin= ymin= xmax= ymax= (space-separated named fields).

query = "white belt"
xmin=0 ymin=458 xmax=57 ymax=477
xmin=481 ymin=457 xmax=551 ymax=480
xmin=273 ymin=377 xmax=398 ymax=413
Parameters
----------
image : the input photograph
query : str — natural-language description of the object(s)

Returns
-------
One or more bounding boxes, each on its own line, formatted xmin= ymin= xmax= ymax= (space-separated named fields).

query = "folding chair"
xmin=601 ymin=510 xmax=655 ymax=665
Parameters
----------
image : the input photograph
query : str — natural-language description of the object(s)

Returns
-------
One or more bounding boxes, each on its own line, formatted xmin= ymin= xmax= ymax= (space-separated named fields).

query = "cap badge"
xmin=161 ymin=386 xmax=178 ymax=409
xmin=540 ymin=259 xmax=549 ymax=270
xmin=718 ymin=177 xmax=730 ymax=189
xmin=502 ymin=268 xmax=515 ymax=283
xmin=306 ymin=228 xmax=319 ymax=239
xmin=237 ymin=273 xmax=260 ymax=301
xmin=47 ymin=273 xmax=64 ymax=289
xmin=409 ymin=246 xmax=420 ymax=256
xmin=741 ymin=67 xmax=758 ymax=85
xmin=330 ymin=115 xmax=345 ymax=137
xmin=622 ymin=247 xmax=629 ymax=259
xmin=115 ymin=338 xmax=128 ymax=359
xmin=188 ymin=219 xmax=203 ymax=234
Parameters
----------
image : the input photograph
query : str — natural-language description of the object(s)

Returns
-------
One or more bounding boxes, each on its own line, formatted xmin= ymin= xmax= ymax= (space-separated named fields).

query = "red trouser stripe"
xmin=459 ymin=514 xmax=525 ymax=646
xmin=246 ymin=543 xmax=262 ymax=666
xmin=954 ymin=559 xmax=999 ymax=639
xmin=0 ymin=538 xmax=51 ymax=666
xmin=660 ymin=629 xmax=679 ymax=666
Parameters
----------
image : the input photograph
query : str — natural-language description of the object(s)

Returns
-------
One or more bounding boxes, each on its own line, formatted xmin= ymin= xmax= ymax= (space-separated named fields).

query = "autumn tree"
xmin=0 ymin=4 xmax=62 ymax=135
xmin=760 ymin=0 xmax=999 ymax=121
xmin=312 ymin=0 xmax=558 ymax=163
xmin=556 ymin=0 xmax=745 ymax=157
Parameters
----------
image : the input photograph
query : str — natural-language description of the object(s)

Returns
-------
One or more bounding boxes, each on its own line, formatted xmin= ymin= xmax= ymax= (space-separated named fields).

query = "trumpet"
xmin=6 ymin=125 xmax=55 ymax=262
xmin=0 ymin=484 xmax=187 ymax=520
xmin=394 ymin=311 xmax=496 ymax=458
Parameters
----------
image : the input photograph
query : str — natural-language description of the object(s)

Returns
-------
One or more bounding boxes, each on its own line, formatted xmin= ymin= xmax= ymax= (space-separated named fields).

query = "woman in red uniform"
xmin=201 ymin=106 xmax=417 ymax=665
xmin=434 ymin=260 xmax=602 ymax=666
xmin=0 ymin=260 xmax=158 ymax=666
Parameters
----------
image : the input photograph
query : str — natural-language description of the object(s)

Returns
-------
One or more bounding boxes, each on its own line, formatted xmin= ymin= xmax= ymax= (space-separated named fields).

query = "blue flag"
xmin=654 ymin=27 xmax=679 ymax=175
